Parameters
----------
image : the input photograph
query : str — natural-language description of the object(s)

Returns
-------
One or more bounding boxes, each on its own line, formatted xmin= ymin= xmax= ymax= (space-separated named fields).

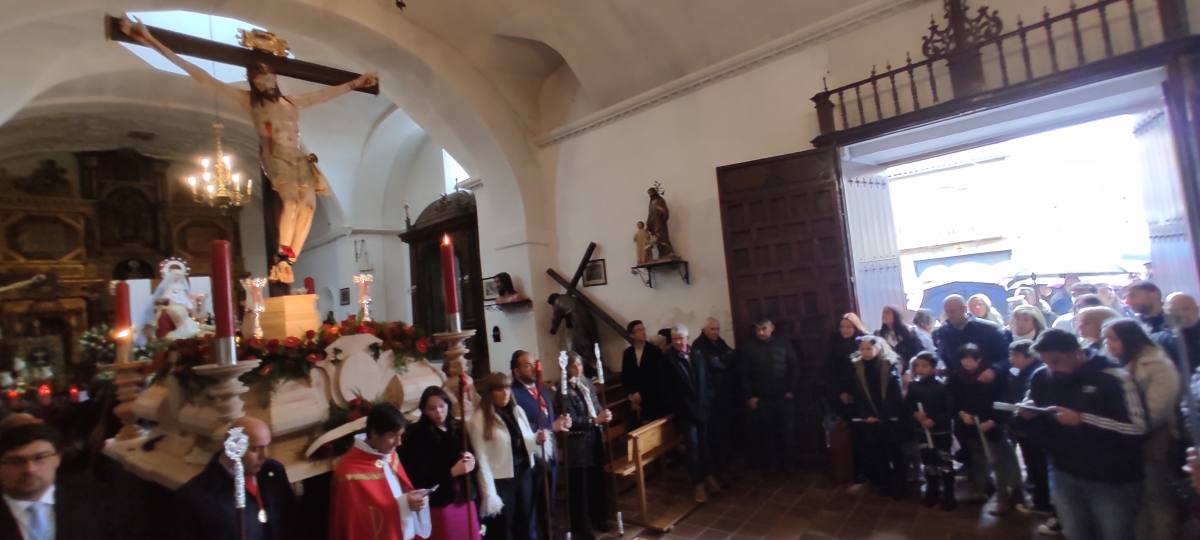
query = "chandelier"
xmin=184 ymin=122 xmax=251 ymax=209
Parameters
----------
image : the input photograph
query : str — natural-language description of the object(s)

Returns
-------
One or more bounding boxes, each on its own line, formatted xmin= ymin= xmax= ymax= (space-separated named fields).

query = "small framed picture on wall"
xmin=339 ymin=287 xmax=351 ymax=306
xmin=583 ymin=259 xmax=607 ymax=287
xmin=482 ymin=275 xmax=500 ymax=302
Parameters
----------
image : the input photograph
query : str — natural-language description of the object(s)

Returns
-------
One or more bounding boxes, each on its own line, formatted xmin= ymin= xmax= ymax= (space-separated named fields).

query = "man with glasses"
xmin=0 ymin=421 xmax=105 ymax=539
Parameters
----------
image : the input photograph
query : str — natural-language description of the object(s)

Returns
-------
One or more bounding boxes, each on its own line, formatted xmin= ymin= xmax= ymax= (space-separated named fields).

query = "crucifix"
xmin=547 ymin=243 xmax=632 ymax=376
xmin=106 ymin=15 xmax=380 ymax=285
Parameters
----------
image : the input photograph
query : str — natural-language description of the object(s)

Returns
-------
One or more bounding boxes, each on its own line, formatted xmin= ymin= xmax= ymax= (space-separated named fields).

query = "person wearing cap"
xmin=178 ymin=416 xmax=299 ymax=540
xmin=469 ymin=372 xmax=566 ymax=540
xmin=1015 ymin=329 xmax=1147 ymax=540
xmin=1 ymin=421 xmax=114 ymax=540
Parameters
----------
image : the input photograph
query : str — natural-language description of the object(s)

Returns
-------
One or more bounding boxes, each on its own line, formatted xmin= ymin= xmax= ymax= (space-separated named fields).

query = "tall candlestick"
xmin=594 ymin=343 xmax=604 ymax=384
xmin=211 ymin=240 xmax=237 ymax=366
xmin=440 ymin=234 xmax=461 ymax=332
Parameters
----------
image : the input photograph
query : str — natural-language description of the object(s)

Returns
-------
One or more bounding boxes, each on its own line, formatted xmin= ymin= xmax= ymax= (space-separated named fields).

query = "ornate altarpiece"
xmin=0 ymin=148 xmax=245 ymax=374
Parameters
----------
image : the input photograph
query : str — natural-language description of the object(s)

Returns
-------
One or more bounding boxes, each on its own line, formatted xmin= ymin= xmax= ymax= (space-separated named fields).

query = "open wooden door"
xmin=841 ymin=161 xmax=906 ymax=329
xmin=1161 ymin=53 xmax=1200 ymax=290
xmin=716 ymin=148 xmax=855 ymax=466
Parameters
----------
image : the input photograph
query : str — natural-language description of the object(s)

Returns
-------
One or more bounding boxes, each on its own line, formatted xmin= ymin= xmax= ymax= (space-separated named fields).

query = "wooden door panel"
xmin=717 ymin=147 xmax=854 ymax=466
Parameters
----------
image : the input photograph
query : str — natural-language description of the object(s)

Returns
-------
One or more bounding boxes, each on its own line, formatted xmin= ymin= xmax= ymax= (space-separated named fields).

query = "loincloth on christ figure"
xmin=261 ymin=145 xmax=331 ymax=199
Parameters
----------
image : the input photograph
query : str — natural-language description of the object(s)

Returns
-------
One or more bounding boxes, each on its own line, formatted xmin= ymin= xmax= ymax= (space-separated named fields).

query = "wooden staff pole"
xmin=457 ymin=372 xmax=478 ymax=539
xmin=558 ymin=352 xmax=573 ymax=540
xmin=535 ymin=361 xmax=553 ymax=540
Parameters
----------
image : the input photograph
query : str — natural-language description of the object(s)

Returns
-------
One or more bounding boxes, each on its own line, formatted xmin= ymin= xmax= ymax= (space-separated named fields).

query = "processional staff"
xmin=558 ymin=351 xmax=573 ymax=540
xmin=535 ymin=360 xmax=554 ymax=540
xmin=593 ymin=344 xmax=624 ymax=536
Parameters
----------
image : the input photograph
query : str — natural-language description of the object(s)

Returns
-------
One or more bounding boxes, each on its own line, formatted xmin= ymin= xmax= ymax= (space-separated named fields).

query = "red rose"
xmin=416 ymin=338 xmax=428 ymax=354
xmin=305 ymin=330 xmax=317 ymax=341
xmin=266 ymin=339 xmax=281 ymax=353
xmin=356 ymin=325 xmax=371 ymax=334
xmin=246 ymin=338 xmax=265 ymax=350
xmin=306 ymin=353 xmax=320 ymax=364
xmin=259 ymin=364 xmax=273 ymax=376
xmin=284 ymin=336 xmax=302 ymax=349
xmin=348 ymin=411 xmax=361 ymax=421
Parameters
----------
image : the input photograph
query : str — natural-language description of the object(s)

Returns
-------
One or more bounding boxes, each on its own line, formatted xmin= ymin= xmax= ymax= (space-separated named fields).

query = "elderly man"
xmin=1127 ymin=281 xmax=1167 ymax=333
xmin=692 ymin=318 xmax=739 ymax=479
xmin=1075 ymin=306 xmax=1120 ymax=352
xmin=1051 ymin=293 xmax=1105 ymax=332
xmin=177 ymin=416 xmax=298 ymax=540
xmin=933 ymin=295 xmax=1010 ymax=376
xmin=1162 ymin=292 xmax=1200 ymax=369
xmin=740 ymin=318 xmax=800 ymax=474
xmin=663 ymin=324 xmax=717 ymax=503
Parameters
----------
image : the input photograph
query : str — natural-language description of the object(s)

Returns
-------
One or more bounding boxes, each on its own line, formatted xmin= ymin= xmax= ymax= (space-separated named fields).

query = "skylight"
xmin=443 ymin=150 xmax=470 ymax=194
xmin=122 ymin=11 xmax=276 ymax=83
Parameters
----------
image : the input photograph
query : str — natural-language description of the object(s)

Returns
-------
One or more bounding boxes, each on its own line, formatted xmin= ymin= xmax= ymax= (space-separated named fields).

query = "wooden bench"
xmin=607 ymin=415 xmax=696 ymax=532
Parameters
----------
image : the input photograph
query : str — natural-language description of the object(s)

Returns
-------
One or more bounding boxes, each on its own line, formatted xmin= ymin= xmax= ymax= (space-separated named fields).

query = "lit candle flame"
xmin=442 ymin=234 xmax=450 ymax=246
xmin=222 ymin=155 xmax=232 ymax=167
xmin=201 ymin=157 xmax=211 ymax=168
xmin=202 ymin=172 xmax=212 ymax=182
xmin=115 ymin=328 xmax=131 ymax=339
xmin=187 ymin=176 xmax=197 ymax=187
xmin=206 ymin=184 xmax=216 ymax=194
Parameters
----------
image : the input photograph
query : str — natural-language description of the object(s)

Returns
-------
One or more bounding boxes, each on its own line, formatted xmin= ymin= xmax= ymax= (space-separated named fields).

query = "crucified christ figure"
xmin=119 ymin=17 xmax=378 ymax=284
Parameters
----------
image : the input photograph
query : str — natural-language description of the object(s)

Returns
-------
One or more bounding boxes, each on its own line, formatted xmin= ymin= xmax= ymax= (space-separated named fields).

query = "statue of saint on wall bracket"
xmin=645 ymin=181 xmax=680 ymax=263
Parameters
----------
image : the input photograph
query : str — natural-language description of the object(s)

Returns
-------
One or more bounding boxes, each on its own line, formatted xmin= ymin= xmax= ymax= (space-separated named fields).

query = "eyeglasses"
xmin=0 ymin=451 xmax=57 ymax=468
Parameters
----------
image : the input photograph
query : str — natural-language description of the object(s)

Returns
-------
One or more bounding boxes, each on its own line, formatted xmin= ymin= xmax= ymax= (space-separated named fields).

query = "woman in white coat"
xmin=468 ymin=372 xmax=539 ymax=540
xmin=1102 ymin=318 xmax=1180 ymax=540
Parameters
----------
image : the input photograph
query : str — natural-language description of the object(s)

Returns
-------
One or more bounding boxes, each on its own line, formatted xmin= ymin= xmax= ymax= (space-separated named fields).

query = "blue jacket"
xmin=932 ymin=317 xmax=1011 ymax=372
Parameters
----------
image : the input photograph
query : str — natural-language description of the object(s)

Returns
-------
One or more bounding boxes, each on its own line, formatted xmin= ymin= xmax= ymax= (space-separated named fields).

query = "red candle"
xmin=440 ymin=234 xmax=459 ymax=314
xmin=68 ymin=385 xmax=80 ymax=403
xmin=304 ymin=276 xmax=315 ymax=293
xmin=114 ymin=281 xmax=131 ymax=336
xmin=211 ymin=240 xmax=235 ymax=338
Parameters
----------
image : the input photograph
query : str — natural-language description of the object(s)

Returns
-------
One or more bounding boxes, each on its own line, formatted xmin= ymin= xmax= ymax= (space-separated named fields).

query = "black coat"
xmin=563 ymin=377 xmax=606 ymax=468
xmin=904 ymin=376 xmax=954 ymax=434
xmin=400 ymin=418 xmax=474 ymax=507
xmin=740 ymin=337 xmax=800 ymax=400
xmin=947 ymin=368 xmax=1009 ymax=442
xmin=827 ymin=333 xmax=861 ymax=409
xmin=621 ymin=344 xmax=667 ymax=420
xmin=174 ymin=455 xmax=298 ymax=540
xmin=692 ymin=335 xmax=738 ymax=409
xmin=932 ymin=317 xmax=1011 ymax=372
xmin=876 ymin=325 xmax=923 ymax=367
xmin=0 ymin=474 xmax=115 ymax=540
xmin=663 ymin=347 xmax=710 ymax=425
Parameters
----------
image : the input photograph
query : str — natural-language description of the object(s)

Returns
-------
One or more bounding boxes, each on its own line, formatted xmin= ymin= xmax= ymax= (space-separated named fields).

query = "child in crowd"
xmin=948 ymin=343 xmax=1024 ymax=513
xmin=1005 ymin=340 xmax=1054 ymax=516
xmin=845 ymin=336 xmax=909 ymax=498
xmin=904 ymin=352 xmax=957 ymax=510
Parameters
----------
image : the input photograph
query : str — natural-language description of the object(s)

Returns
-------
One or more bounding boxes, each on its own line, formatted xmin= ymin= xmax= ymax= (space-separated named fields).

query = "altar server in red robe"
xmin=330 ymin=403 xmax=432 ymax=540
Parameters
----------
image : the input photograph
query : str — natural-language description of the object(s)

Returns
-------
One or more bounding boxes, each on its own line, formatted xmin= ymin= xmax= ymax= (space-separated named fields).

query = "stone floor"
xmin=593 ymin=466 xmax=1045 ymax=540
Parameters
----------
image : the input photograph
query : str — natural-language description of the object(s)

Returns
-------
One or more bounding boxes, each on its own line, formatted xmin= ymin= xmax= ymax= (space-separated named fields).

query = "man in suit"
xmin=175 ymin=416 xmax=299 ymax=540
xmin=663 ymin=324 xmax=718 ymax=503
xmin=511 ymin=350 xmax=569 ymax=540
xmin=621 ymin=320 xmax=667 ymax=424
xmin=1 ymin=420 xmax=113 ymax=540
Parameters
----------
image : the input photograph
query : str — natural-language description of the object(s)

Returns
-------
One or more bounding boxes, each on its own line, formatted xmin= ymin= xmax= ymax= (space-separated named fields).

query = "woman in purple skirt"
xmin=402 ymin=386 xmax=481 ymax=540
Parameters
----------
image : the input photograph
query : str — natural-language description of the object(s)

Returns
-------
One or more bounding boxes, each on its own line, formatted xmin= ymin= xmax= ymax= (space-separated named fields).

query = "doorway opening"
xmin=842 ymin=70 xmax=1198 ymax=331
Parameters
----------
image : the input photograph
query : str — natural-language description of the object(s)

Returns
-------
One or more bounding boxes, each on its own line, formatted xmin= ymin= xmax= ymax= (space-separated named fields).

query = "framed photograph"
xmin=339 ymin=287 xmax=351 ymax=306
xmin=583 ymin=259 xmax=607 ymax=287
xmin=482 ymin=275 xmax=500 ymax=301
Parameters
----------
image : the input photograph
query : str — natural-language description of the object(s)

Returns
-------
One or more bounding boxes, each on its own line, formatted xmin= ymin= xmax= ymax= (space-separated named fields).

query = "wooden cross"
xmin=547 ymin=242 xmax=632 ymax=344
xmin=104 ymin=15 xmax=379 ymax=95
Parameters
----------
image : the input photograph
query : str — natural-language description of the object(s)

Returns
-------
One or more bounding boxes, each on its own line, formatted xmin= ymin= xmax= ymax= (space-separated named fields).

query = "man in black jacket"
xmin=175 ymin=416 xmax=299 ymax=540
xmin=662 ymin=324 xmax=717 ymax=503
xmin=1016 ymin=329 xmax=1147 ymax=540
xmin=621 ymin=320 xmax=667 ymax=423
xmin=933 ymin=295 xmax=1010 ymax=375
xmin=739 ymin=318 xmax=799 ymax=473
xmin=692 ymin=317 xmax=738 ymax=479
xmin=1 ymin=421 xmax=115 ymax=540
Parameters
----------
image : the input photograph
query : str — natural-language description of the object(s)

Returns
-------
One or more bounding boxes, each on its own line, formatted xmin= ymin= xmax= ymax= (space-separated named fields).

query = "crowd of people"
xmin=829 ymin=281 xmax=1200 ymax=540
xmin=6 ymin=280 xmax=1200 ymax=539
